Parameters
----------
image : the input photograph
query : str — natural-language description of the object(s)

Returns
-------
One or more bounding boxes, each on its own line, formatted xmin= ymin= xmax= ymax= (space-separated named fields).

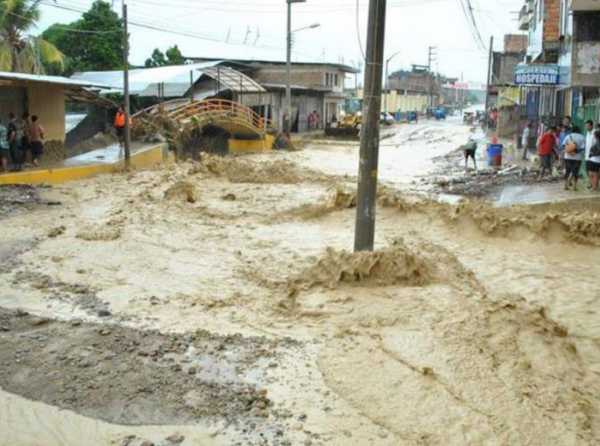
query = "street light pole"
xmin=384 ymin=51 xmax=401 ymax=114
xmin=285 ymin=0 xmax=307 ymax=136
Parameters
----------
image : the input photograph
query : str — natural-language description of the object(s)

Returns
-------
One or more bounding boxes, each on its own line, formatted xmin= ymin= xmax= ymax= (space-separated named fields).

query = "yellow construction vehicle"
xmin=325 ymin=113 xmax=362 ymax=138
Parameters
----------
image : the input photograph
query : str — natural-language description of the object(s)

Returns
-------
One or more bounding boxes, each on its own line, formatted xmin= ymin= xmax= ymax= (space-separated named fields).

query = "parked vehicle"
xmin=380 ymin=112 xmax=395 ymax=125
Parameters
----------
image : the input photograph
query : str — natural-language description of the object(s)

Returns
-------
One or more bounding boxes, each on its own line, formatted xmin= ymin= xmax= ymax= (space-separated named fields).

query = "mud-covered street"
xmin=1 ymin=121 xmax=600 ymax=445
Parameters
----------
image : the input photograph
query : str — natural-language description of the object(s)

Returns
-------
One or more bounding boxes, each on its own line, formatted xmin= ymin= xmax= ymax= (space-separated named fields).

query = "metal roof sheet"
xmin=0 ymin=71 xmax=112 ymax=89
xmin=71 ymin=62 xmax=224 ymax=97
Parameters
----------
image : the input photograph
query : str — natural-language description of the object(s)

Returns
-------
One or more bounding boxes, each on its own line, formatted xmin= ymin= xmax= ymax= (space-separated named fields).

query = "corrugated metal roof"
xmin=0 ymin=71 xmax=112 ymax=89
xmin=201 ymin=66 xmax=266 ymax=93
xmin=190 ymin=57 xmax=360 ymax=74
xmin=71 ymin=62 xmax=224 ymax=97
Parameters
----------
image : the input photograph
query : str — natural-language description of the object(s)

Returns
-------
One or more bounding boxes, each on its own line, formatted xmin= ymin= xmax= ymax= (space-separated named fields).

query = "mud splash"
xmin=287 ymin=240 xmax=433 ymax=296
xmin=198 ymin=154 xmax=329 ymax=184
xmin=164 ymin=181 xmax=198 ymax=204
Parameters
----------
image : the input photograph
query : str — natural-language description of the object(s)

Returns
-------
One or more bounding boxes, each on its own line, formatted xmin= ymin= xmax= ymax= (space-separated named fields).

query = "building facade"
xmin=187 ymin=58 xmax=357 ymax=132
xmin=516 ymin=0 xmax=600 ymax=128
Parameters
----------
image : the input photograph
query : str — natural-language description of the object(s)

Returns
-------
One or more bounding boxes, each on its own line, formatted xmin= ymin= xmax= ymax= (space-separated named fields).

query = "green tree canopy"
xmin=145 ymin=45 xmax=184 ymax=68
xmin=0 ymin=0 xmax=64 ymax=73
xmin=42 ymin=0 xmax=123 ymax=74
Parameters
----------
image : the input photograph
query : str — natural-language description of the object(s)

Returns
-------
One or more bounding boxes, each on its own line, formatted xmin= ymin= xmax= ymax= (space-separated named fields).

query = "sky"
xmin=34 ymin=0 xmax=525 ymax=83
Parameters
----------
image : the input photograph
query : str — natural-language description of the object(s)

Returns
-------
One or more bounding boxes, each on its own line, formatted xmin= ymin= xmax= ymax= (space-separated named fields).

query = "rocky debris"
xmin=47 ymin=225 xmax=66 ymax=238
xmin=12 ymin=270 xmax=112 ymax=317
xmin=427 ymin=147 xmax=561 ymax=197
xmin=0 ymin=185 xmax=42 ymax=220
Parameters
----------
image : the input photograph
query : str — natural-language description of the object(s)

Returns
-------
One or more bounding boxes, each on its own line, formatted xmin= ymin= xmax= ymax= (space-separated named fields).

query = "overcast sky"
xmin=35 ymin=0 xmax=524 ymax=83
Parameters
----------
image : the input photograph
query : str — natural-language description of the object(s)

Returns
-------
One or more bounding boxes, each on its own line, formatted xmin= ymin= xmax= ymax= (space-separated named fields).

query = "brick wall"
xmin=544 ymin=0 xmax=561 ymax=42
xmin=504 ymin=34 xmax=527 ymax=53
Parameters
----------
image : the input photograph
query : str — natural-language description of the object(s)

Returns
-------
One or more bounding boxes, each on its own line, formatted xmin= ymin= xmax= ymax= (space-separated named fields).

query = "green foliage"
xmin=145 ymin=45 xmax=184 ymax=68
xmin=42 ymin=0 xmax=123 ymax=74
xmin=0 ymin=0 xmax=64 ymax=73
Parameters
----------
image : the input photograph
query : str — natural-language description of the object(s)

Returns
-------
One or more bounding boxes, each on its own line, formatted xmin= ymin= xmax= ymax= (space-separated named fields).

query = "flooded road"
xmin=1 ymin=120 xmax=599 ymax=445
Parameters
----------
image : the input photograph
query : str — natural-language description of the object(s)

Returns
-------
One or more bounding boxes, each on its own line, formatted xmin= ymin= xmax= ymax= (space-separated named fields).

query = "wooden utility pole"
xmin=122 ymin=1 xmax=131 ymax=167
xmin=484 ymin=35 xmax=494 ymax=129
xmin=354 ymin=0 xmax=387 ymax=252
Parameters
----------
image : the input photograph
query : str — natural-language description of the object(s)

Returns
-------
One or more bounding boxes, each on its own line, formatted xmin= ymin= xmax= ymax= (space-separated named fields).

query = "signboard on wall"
xmin=514 ymin=64 xmax=560 ymax=85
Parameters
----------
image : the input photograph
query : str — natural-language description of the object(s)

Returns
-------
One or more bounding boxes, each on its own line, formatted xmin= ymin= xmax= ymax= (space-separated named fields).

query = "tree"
xmin=0 ymin=0 xmax=64 ymax=73
xmin=145 ymin=48 xmax=166 ymax=68
xmin=42 ymin=0 xmax=123 ymax=74
xmin=145 ymin=45 xmax=184 ymax=68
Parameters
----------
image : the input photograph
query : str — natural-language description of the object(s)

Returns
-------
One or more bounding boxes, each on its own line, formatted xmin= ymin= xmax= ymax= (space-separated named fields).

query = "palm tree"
xmin=0 ymin=0 xmax=64 ymax=73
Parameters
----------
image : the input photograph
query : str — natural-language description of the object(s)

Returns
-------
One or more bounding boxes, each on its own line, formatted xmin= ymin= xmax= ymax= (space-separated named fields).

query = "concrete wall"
xmin=27 ymin=83 xmax=65 ymax=142
xmin=504 ymin=34 xmax=528 ymax=53
xmin=253 ymin=65 xmax=346 ymax=94
xmin=263 ymin=90 xmax=326 ymax=132
xmin=370 ymin=90 xmax=429 ymax=113
xmin=492 ymin=52 xmax=524 ymax=85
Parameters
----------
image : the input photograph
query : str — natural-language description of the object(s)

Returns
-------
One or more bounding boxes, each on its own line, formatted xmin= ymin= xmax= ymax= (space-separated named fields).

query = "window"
xmin=334 ymin=74 xmax=339 ymax=86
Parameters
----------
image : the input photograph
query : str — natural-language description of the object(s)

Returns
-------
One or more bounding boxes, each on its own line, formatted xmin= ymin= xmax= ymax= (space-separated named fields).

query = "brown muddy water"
xmin=1 ymin=121 xmax=599 ymax=445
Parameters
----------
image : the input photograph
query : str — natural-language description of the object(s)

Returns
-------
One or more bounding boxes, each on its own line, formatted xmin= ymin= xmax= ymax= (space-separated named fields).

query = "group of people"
xmin=532 ymin=116 xmax=600 ymax=191
xmin=0 ymin=112 xmax=45 ymax=173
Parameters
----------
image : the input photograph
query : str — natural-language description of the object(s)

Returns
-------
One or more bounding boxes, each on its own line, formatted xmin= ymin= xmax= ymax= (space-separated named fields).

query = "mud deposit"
xmin=0 ymin=309 xmax=293 ymax=433
xmin=1 ymin=121 xmax=600 ymax=445
xmin=0 ymin=185 xmax=43 ymax=219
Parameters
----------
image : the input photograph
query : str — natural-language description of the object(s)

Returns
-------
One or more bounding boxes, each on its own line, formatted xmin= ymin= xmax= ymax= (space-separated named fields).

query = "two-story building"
xmin=516 ymin=0 xmax=563 ymax=123
xmin=187 ymin=57 xmax=358 ymax=132
xmin=557 ymin=0 xmax=600 ymax=126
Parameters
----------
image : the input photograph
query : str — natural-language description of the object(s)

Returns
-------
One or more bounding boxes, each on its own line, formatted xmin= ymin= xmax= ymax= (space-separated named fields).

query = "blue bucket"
xmin=487 ymin=144 xmax=503 ymax=167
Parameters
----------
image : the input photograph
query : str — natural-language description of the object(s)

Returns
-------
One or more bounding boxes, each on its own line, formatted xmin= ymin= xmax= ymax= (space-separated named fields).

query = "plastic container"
xmin=487 ymin=144 xmax=503 ymax=167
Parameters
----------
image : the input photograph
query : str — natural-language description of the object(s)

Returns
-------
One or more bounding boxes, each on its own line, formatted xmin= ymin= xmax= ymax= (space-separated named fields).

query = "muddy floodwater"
xmin=1 ymin=120 xmax=600 ymax=445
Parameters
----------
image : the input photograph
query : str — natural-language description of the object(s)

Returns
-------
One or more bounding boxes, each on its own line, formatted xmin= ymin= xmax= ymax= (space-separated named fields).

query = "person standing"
xmin=563 ymin=126 xmax=586 ymax=191
xmin=29 ymin=115 xmax=45 ymax=167
xmin=114 ymin=106 xmax=126 ymax=146
xmin=0 ymin=119 xmax=9 ymax=172
xmin=587 ymin=130 xmax=600 ymax=191
xmin=522 ymin=121 xmax=533 ymax=160
xmin=6 ymin=113 xmax=18 ymax=170
xmin=537 ymin=126 xmax=557 ymax=180
xmin=584 ymin=120 xmax=596 ymax=188
xmin=14 ymin=112 xmax=31 ymax=169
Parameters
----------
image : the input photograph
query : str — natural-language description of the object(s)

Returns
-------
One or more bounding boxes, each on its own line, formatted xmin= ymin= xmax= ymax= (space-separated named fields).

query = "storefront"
xmin=514 ymin=64 xmax=562 ymax=124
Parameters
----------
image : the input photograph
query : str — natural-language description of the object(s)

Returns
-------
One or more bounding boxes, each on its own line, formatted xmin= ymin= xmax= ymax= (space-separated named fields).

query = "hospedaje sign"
xmin=514 ymin=64 xmax=560 ymax=86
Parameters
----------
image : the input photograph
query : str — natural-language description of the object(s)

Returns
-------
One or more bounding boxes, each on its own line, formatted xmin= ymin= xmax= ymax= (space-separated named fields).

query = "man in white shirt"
xmin=585 ymin=120 xmax=596 ymax=188
xmin=521 ymin=121 xmax=532 ymax=160
xmin=587 ymin=129 xmax=600 ymax=191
